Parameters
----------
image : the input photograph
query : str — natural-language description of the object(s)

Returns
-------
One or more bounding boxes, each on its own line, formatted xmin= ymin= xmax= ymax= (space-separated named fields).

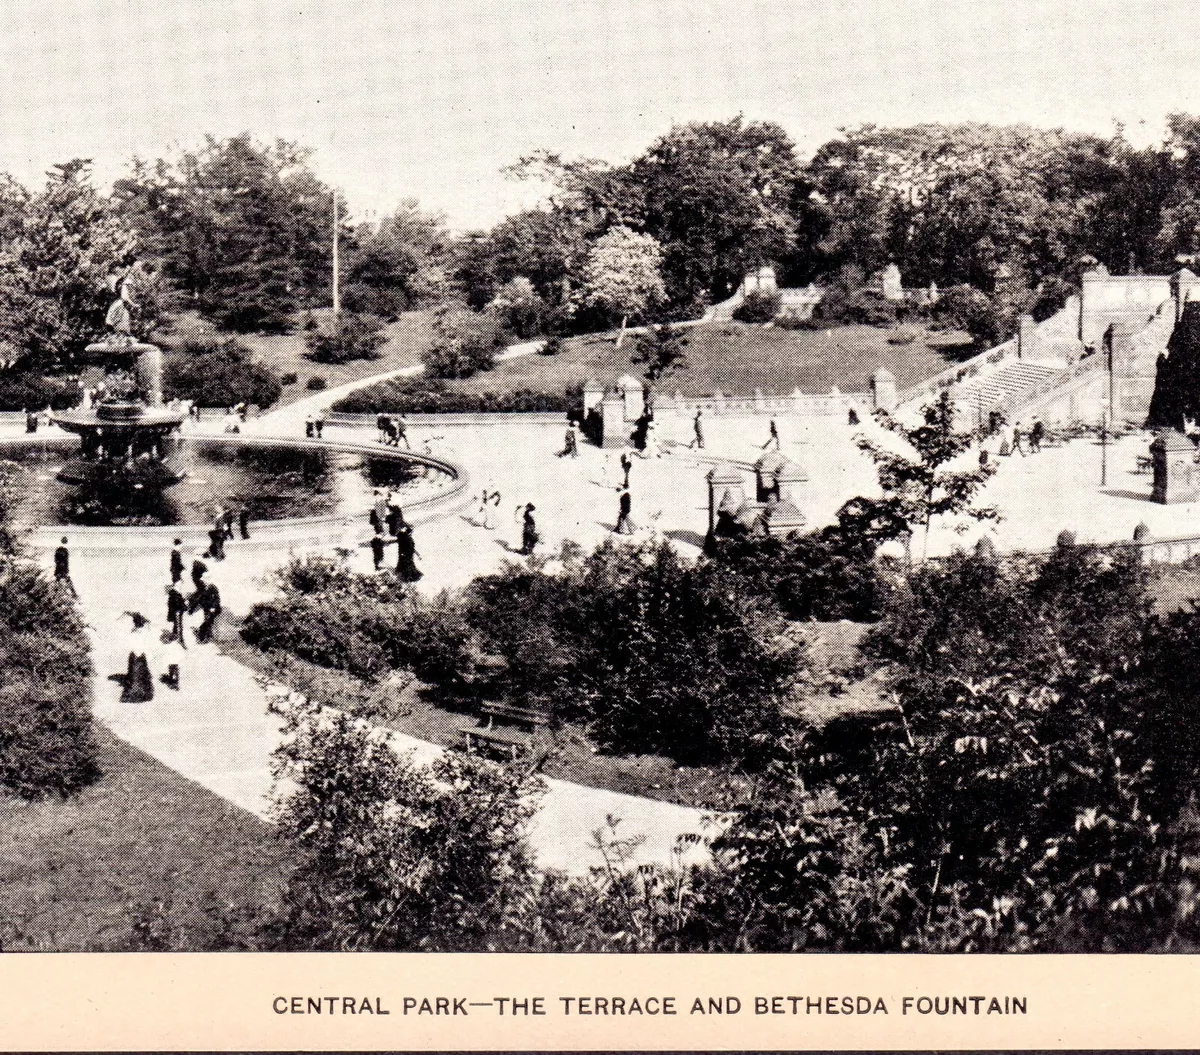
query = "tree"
xmin=486 ymin=276 xmax=545 ymax=340
xmin=856 ymin=393 xmax=996 ymax=559
xmin=632 ymin=117 xmax=810 ymax=311
xmin=0 ymin=161 xmax=148 ymax=373
xmin=1147 ymin=298 xmax=1200 ymax=430
xmin=115 ymin=135 xmax=336 ymax=332
xmin=574 ymin=226 xmax=665 ymax=348
xmin=163 ymin=337 xmax=283 ymax=408
xmin=630 ymin=323 xmax=688 ymax=387
xmin=342 ymin=201 xmax=447 ymax=318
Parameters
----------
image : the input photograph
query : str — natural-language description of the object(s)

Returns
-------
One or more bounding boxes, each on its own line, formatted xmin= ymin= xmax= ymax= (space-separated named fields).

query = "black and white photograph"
xmin=5 ymin=0 xmax=1200 ymax=986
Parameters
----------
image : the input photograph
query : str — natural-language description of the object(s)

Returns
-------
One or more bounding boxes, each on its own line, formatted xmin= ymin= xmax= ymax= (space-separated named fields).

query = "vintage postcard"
xmin=0 ymin=0 xmax=1199 ymax=1049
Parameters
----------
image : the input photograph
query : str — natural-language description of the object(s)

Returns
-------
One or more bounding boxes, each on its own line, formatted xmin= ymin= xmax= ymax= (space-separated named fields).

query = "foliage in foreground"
xmin=0 ymin=556 xmax=99 ymax=798
xmin=267 ymin=693 xmax=540 ymax=951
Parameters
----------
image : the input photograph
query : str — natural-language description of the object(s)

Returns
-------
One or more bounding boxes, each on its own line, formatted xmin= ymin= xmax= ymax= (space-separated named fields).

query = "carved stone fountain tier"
xmin=49 ymin=339 xmax=187 ymax=486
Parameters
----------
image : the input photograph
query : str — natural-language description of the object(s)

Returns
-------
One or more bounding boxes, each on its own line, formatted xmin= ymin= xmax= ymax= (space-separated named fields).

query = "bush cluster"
xmin=732 ymin=289 xmax=781 ymax=324
xmin=0 ymin=371 xmax=81 ymax=411
xmin=333 ymin=380 xmax=577 ymax=415
xmin=0 ymin=558 xmax=99 ymax=797
xmin=304 ymin=312 xmax=387 ymax=365
xmin=240 ymin=556 xmax=476 ymax=689
xmin=422 ymin=307 xmax=508 ymax=380
xmin=163 ymin=337 xmax=283 ymax=409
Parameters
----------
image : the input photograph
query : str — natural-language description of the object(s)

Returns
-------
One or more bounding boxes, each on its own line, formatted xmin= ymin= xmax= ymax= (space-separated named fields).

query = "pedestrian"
xmin=1030 ymin=418 xmax=1045 ymax=453
xmin=614 ymin=489 xmax=634 ymax=534
xmin=386 ymin=501 xmax=405 ymax=538
xmin=169 ymin=539 xmax=184 ymax=584
xmin=190 ymin=557 xmax=207 ymax=591
xmin=559 ymin=425 xmax=578 ymax=458
xmin=394 ymin=415 xmax=410 ymax=449
xmin=54 ymin=537 xmax=76 ymax=596
xmin=762 ymin=418 xmax=781 ymax=451
xmin=220 ymin=507 xmax=236 ymax=540
xmin=305 ymin=416 xmax=315 ymax=439
xmin=196 ymin=580 xmax=221 ymax=643
xmin=395 ymin=522 xmax=422 ymax=582
xmin=519 ymin=503 xmax=538 ymax=555
xmin=238 ymin=507 xmax=251 ymax=540
xmin=689 ymin=408 xmax=705 ymax=450
xmin=207 ymin=526 xmax=225 ymax=560
xmin=369 ymin=530 xmax=387 ymax=570
xmin=376 ymin=414 xmax=391 ymax=444
xmin=847 ymin=407 xmax=860 ymax=426
xmin=373 ymin=489 xmax=389 ymax=530
xmin=620 ymin=451 xmax=632 ymax=489
xmin=166 ymin=583 xmax=187 ymax=648
xmin=24 ymin=408 xmax=37 ymax=434
xmin=481 ymin=488 xmax=499 ymax=530
xmin=314 ymin=416 xmax=325 ymax=440
xmin=642 ymin=417 xmax=661 ymax=458
xmin=1011 ymin=422 xmax=1026 ymax=457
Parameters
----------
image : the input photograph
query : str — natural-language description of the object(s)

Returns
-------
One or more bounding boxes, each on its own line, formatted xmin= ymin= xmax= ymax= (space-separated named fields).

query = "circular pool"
xmin=0 ymin=433 xmax=462 ymax=529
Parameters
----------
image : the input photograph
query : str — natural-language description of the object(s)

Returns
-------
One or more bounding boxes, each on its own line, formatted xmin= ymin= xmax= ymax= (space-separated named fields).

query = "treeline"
xmin=5 ymin=117 xmax=1200 ymax=379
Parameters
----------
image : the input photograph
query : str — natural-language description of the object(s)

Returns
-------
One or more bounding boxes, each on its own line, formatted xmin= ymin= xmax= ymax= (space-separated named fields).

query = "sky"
xmin=1 ymin=0 xmax=1199 ymax=230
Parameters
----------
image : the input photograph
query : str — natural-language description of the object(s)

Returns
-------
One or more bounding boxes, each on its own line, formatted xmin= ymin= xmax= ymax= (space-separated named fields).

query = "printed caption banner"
xmin=0 ymin=953 xmax=1196 ymax=1050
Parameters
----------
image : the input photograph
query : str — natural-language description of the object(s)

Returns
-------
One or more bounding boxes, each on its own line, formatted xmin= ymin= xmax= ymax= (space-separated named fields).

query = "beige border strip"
xmin=0 ymin=952 xmax=1196 ymax=1050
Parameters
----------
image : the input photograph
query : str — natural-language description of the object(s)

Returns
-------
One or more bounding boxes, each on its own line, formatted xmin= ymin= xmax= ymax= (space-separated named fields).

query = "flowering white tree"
xmin=575 ymin=226 xmax=665 ymax=348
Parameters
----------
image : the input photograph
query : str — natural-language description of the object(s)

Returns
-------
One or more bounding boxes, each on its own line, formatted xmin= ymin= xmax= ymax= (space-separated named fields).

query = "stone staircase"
xmin=953 ymin=360 xmax=1064 ymax=417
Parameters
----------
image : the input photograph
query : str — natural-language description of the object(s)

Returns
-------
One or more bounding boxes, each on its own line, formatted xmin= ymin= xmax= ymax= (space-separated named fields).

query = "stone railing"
xmin=653 ymin=388 xmax=868 ymax=418
xmin=896 ymin=338 xmax=1019 ymax=408
xmin=993 ymin=351 xmax=1105 ymax=419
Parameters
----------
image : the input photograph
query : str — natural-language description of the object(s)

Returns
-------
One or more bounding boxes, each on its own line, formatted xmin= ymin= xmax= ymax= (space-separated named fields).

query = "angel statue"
xmin=104 ymin=268 xmax=138 ymax=344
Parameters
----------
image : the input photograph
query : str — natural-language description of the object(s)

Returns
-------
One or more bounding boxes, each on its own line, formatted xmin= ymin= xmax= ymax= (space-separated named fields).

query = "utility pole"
xmin=332 ymin=187 xmax=341 ymax=320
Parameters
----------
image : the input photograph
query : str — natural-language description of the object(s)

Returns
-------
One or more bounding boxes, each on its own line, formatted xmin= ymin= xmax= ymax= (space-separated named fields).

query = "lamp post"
xmin=332 ymin=187 xmax=341 ymax=320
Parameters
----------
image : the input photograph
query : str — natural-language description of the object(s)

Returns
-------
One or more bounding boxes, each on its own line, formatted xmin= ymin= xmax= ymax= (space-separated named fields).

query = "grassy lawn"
xmin=444 ymin=322 xmax=966 ymax=399
xmin=0 ymin=725 xmax=286 ymax=951
xmin=164 ymin=310 xmax=435 ymax=407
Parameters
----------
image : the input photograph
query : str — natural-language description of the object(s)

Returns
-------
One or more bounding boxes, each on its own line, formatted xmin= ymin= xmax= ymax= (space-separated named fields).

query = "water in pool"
xmin=1 ymin=439 xmax=452 ymax=527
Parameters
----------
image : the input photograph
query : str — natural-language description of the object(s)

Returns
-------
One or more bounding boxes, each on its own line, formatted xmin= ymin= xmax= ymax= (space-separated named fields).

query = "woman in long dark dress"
xmin=395 ymin=523 xmax=422 ymax=581
xmin=519 ymin=503 xmax=538 ymax=555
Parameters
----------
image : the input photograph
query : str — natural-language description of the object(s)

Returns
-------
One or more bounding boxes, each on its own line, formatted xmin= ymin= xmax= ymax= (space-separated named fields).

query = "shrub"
xmin=732 ymin=289 xmax=781 ymax=324
xmin=241 ymin=556 xmax=478 ymax=688
xmin=487 ymin=277 xmax=545 ymax=340
xmin=423 ymin=306 xmax=507 ymax=380
xmin=305 ymin=375 xmax=326 ymax=391
xmin=269 ymin=693 xmax=541 ymax=951
xmin=304 ymin=312 xmax=387 ymax=365
xmin=163 ymin=338 xmax=283 ymax=408
xmin=0 ymin=557 xmax=99 ymax=797
xmin=539 ymin=335 xmax=564 ymax=356
xmin=333 ymin=380 xmax=575 ymax=415
xmin=280 ymin=371 xmax=298 ymax=386
xmin=814 ymin=285 xmax=898 ymax=327
xmin=0 ymin=371 xmax=80 ymax=411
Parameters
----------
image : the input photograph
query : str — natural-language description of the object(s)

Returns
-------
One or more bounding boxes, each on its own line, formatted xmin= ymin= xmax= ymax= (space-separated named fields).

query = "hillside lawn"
xmin=163 ymin=309 xmax=433 ymax=407
xmin=449 ymin=321 xmax=967 ymax=399
xmin=0 ymin=725 xmax=285 ymax=951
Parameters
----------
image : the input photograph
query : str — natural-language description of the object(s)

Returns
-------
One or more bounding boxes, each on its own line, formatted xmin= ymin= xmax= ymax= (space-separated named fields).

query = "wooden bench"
xmin=458 ymin=723 xmax=530 ymax=761
xmin=481 ymin=700 xmax=550 ymax=730
xmin=458 ymin=701 xmax=550 ymax=759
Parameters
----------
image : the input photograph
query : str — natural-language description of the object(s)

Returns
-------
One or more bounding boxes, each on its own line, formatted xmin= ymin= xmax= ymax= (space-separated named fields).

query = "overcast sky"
xmin=2 ymin=0 xmax=1198 ymax=229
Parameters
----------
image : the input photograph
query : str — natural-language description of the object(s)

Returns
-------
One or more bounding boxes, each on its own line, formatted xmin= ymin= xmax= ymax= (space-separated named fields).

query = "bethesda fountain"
xmin=49 ymin=283 xmax=187 ymax=487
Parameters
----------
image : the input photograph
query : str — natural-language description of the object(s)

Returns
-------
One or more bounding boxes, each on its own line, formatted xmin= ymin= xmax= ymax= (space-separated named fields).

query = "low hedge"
xmin=333 ymin=381 xmax=577 ymax=415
